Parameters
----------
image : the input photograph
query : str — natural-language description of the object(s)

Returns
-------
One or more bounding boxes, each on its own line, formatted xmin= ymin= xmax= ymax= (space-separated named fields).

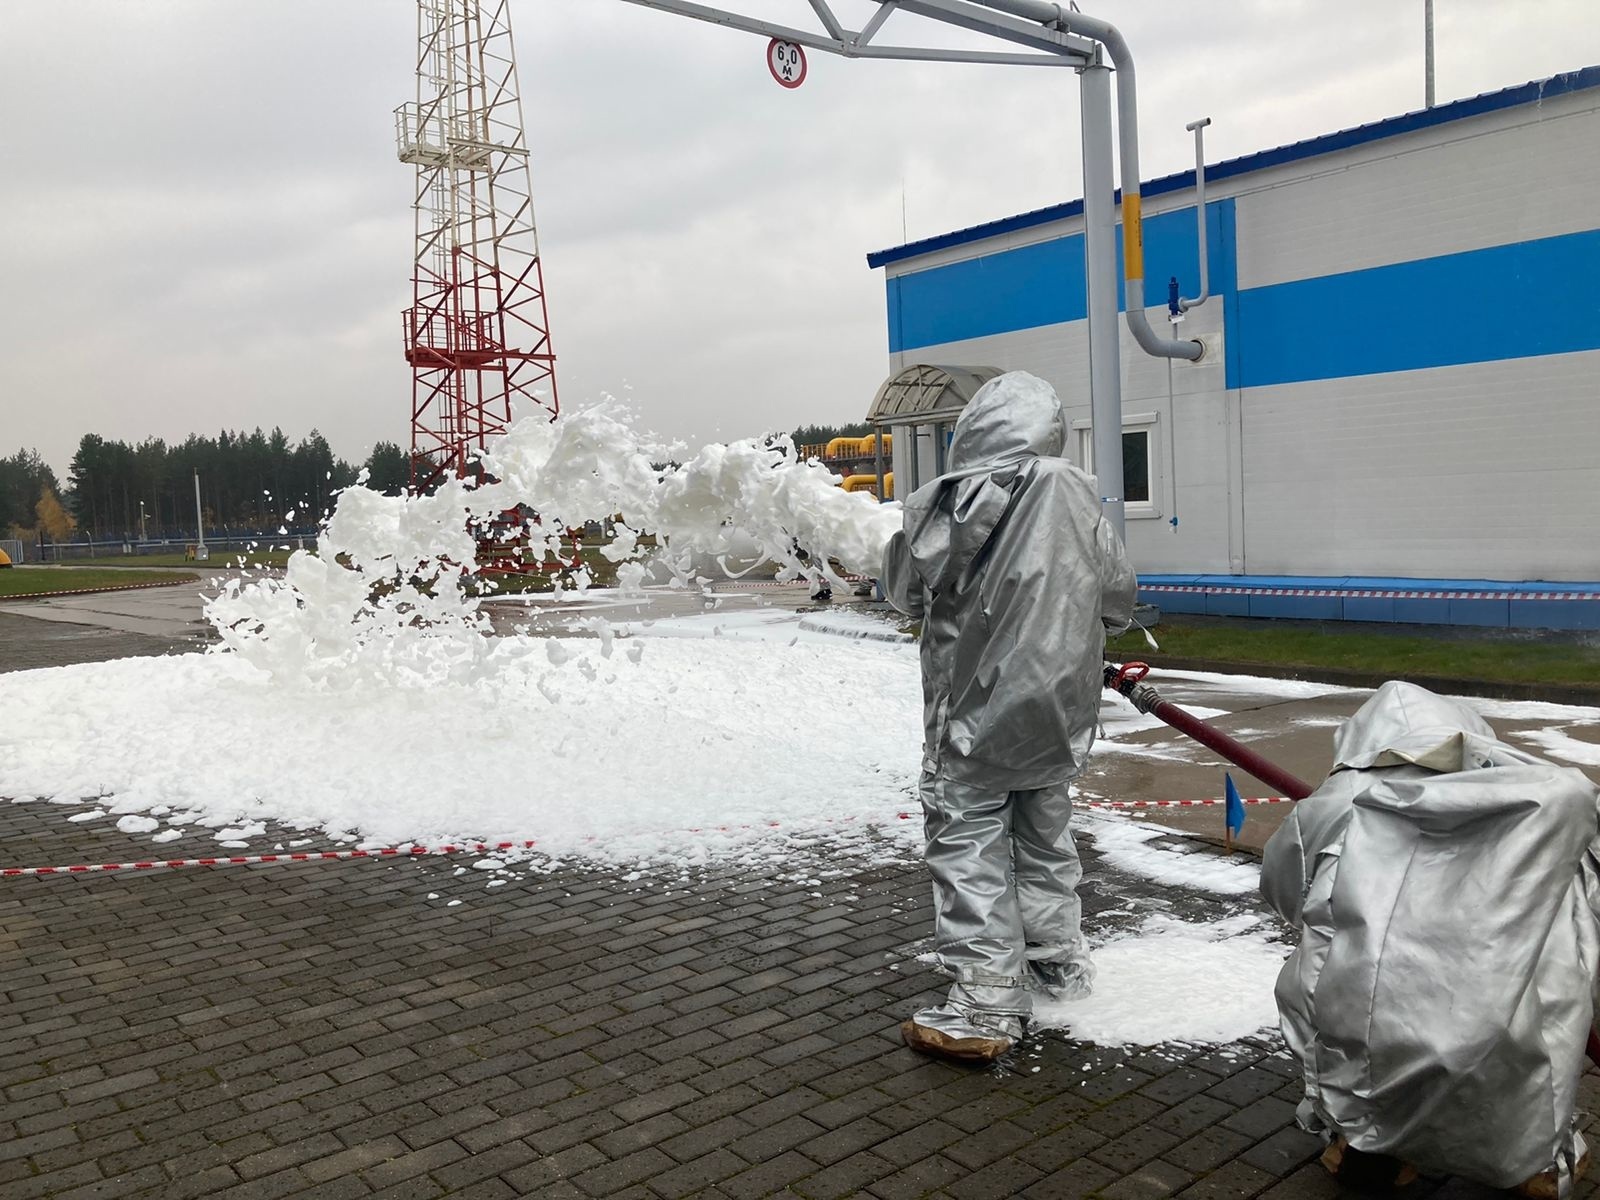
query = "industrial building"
xmin=865 ymin=67 xmax=1600 ymax=629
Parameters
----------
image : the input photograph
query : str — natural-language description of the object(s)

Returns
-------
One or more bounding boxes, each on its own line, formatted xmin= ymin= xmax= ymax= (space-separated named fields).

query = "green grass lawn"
xmin=0 ymin=567 xmax=200 ymax=597
xmin=63 ymin=549 xmax=295 ymax=570
xmin=1108 ymin=617 xmax=1600 ymax=689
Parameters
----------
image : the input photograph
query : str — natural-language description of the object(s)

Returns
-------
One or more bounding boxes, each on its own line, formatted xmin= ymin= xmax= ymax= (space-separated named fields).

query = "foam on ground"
xmin=1033 ymin=914 xmax=1287 ymax=1045
xmin=1083 ymin=815 xmax=1262 ymax=895
xmin=0 ymin=636 xmax=924 ymax=866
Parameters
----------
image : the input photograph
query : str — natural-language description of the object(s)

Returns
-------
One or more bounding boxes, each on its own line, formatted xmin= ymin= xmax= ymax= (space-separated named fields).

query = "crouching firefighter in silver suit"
xmin=1262 ymin=681 xmax=1600 ymax=1197
xmin=881 ymin=371 xmax=1137 ymax=1063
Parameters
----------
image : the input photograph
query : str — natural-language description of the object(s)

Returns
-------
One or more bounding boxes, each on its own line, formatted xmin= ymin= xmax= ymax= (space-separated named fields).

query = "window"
xmin=1072 ymin=412 xmax=1160 ymax=518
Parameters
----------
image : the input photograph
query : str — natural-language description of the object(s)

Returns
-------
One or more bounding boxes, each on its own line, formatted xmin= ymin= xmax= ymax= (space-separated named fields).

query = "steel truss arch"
xmin=612 ymin=0 xmax=1207 ymax=536
xmin=613 ymin=0 xmax=1096 ymax=66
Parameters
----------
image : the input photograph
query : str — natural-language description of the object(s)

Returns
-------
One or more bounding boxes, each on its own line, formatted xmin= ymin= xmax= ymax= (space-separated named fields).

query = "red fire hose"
xmin=1103 ymin=661 xmax=1314 ymax=800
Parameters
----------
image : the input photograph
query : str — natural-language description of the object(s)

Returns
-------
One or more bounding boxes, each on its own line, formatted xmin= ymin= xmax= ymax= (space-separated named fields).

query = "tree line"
xmin=1 ymin=432 xmax=411 ymax=544
xmin=0 ymin=449 xmax=71 ymax=542
xmin=3 ymin=420 xmax=876 ymax=545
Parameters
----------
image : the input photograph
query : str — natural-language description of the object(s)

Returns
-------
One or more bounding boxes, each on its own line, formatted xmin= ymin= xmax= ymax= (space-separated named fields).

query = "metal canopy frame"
xmin=614 ymin=0 xmax=1096 ymax=67
xmin=867 ymin=364 xmax=1004 ymax=496
xmin=611 ymin=0 xmax=1206 ymax=537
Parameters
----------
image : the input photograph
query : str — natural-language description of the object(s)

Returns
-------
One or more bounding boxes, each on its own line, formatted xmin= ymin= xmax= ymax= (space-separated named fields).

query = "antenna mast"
xmin=396 ymin=0 xmax=558 ymax=490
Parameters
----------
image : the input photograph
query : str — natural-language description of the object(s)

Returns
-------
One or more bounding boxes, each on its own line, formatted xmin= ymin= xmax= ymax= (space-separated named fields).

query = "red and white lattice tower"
xmin=396 ymin=0 xmax=558 ymax=490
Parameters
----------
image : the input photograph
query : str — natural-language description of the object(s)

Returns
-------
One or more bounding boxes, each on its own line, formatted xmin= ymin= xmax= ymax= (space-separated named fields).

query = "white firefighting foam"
xmin=0 ymin=402 xmax=925 ymax=865
xmin=205 ymin=403 xmax=901 ymax=688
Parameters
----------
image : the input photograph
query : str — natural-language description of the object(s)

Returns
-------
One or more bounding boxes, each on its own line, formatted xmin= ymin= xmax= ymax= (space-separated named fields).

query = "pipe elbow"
xmin=1066 ymin=13 xmax=1131 ymax=73
xmin=1126 ymin=308 xmax=1203 ymax=361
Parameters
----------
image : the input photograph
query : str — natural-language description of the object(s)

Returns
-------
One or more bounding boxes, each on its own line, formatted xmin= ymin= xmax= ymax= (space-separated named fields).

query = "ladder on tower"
xmin=396 ymin=0 xmax=558 ymax=493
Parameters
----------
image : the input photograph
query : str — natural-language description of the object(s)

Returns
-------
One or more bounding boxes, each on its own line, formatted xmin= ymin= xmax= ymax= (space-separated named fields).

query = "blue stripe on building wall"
xmin=1233 ymin=228 xmax=1600 ymax=389
xmin=887 ymin=237 xmax=1086 ymax=352
xmin=885 ymin=200 xmax=1237 ymax=354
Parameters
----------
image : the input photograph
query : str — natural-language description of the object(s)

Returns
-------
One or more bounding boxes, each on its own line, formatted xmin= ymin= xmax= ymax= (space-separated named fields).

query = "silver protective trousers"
xmin=918 ymin=766 xmax=1089 ymax=1018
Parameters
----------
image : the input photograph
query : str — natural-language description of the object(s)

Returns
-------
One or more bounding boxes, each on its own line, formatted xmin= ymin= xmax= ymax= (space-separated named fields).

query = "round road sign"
xmin=767 ymin=38 xmax=806 ymax=89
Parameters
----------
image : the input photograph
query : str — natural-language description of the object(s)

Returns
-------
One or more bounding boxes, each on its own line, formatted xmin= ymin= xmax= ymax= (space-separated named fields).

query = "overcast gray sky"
xmin=3 ymin=1 xmax=1597 ymax=478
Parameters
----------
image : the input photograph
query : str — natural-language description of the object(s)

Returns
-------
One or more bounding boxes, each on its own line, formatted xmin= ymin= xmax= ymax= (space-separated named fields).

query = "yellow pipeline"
xmin=840 ymin=473 xmax=895 ymax=501
xmin=823 ymin=434 xmax=893 ymax=460
xmin=1122 ymin=193 xmax=1144 ymax=282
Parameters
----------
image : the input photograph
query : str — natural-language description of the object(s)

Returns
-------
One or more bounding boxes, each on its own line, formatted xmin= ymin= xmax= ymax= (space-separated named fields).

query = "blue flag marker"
xmin=1225 ymin=773 xmax=1246 ymax=840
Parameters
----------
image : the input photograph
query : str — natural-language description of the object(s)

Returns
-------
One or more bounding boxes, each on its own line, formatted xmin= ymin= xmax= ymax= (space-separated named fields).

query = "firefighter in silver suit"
xmin=882 ymin=371 xmax=1136 ymax=1062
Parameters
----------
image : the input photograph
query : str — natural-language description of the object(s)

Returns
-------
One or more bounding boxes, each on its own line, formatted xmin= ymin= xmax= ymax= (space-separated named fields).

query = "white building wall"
xmin=877 ymin=84 xmax=1600 ymax=584
xmin=1236 ymin=102 xmax=1600 ymax=287
xmin=887 ymin=300 xmax=1237 ymax=575
xmin=1228 ymin=95 xmax=1600 ymax=581
xmin=1241 ymin=350 xmax=1600 ymax=580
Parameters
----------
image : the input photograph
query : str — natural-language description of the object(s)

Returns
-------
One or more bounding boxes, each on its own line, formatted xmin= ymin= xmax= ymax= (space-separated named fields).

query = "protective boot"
xmin=1319 ymin=1137 xmax=1418 ymax=1188
xmin=1027 ymin=953 xmax=1095 ymax=1002
xmin=1515 ymin=1139 xmax=1589 ymax=1200
xmin=901 ymin=1007 xmax=1021 ymax=1063
xmin=901 ymin=983 xmax=1024 ymax=1064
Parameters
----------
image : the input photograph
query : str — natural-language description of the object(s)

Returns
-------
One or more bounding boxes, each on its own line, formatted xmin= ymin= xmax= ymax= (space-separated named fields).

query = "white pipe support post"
xmin=1080 ymin=55 xmax=1126 ymax=539
xmin=1178 ymin=117 xmax=1211 ymax=312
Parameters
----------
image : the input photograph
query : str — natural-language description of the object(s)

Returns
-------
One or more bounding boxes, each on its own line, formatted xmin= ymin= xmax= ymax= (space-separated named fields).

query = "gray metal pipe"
xmin=1178 ymin=117 xmax=1211 ymax=312
xmin=960 ymin=0 xmax=1067 ymax=23
xmin=971 ymin=1 xmax=1206 ymax=361
xmin=1061 ymin=10 xmax=1203 ymax=361
xmin=1425 ymin=0 xmax=1436 ymax=108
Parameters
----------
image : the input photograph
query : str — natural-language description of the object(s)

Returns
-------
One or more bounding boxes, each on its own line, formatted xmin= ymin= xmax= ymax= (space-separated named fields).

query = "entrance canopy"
xmin=867 ymin=364 xmax=1003 ymax=428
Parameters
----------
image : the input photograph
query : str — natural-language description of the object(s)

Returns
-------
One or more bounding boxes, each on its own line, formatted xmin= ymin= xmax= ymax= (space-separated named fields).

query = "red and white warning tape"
xmin=0 ymin=578 xmax=189 ymax=602
xmin=2 ymin=803 xmax=1299 ymax=878
xmin=1081 ymin=797 xmax=1294 ymax=809
xmin=1141 ymin=584 xmax=1593 ymax=602
xmin=0 ymin=840 xmax=538 ymax=878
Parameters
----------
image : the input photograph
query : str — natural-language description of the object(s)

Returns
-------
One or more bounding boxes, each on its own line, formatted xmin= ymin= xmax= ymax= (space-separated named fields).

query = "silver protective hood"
xmin=1330 ymin=680 xmax=1508 ymax=772
xmin=1262 ymin=682 xmax=1600 ymax=1189
xmin=881 ymin=371 xmax=1137 ymax=790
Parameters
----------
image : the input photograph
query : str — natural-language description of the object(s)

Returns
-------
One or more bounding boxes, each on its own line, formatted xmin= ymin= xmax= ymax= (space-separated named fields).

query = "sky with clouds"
xmin=3 ymin=1 xmax=1597 ymax=477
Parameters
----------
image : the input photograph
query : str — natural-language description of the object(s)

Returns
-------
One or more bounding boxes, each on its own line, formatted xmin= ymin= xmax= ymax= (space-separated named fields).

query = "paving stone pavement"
xmin=0 ymin=610 xmax=198 ymax=672
xmin=3 ymin=631 xmax=1600 ymax=1198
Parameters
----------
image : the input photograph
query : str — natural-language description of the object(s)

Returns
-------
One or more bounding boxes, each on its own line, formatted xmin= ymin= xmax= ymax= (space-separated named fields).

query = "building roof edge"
xmin=865 ymin=65 xmax=1600 ymax=270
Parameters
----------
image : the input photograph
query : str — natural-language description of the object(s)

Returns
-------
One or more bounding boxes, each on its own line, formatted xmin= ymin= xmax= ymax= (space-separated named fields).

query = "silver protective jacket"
xmin=881 ymin=371 xmax=1137 ymax=791
xmin=1262 ymin=682 xmax=1600 ymax=1189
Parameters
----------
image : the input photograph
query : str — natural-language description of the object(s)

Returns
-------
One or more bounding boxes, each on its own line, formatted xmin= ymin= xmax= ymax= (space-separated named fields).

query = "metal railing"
xmin=394 ymin=103 xmax=493 ymax=170
xmin=33 ymin=535 xmax=317 ymax=563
